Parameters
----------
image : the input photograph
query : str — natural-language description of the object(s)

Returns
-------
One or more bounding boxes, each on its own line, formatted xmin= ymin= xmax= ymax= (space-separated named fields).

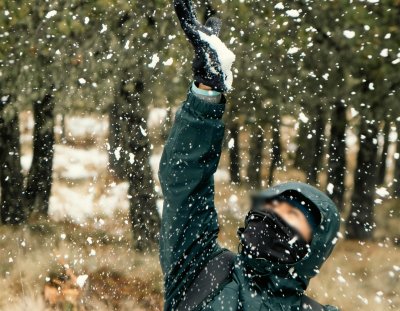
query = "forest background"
xmin=0 ymin=0 xmax=399 ymax=310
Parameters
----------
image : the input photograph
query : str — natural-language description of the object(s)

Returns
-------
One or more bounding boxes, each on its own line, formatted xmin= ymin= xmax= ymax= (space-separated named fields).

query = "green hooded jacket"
xmin=158 ymin=85 xmax=341 ymax=311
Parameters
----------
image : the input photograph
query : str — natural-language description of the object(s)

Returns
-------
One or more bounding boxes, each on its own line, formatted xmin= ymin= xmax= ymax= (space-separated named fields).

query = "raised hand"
xmin=174 ymin=0 xmax=236 ymax=92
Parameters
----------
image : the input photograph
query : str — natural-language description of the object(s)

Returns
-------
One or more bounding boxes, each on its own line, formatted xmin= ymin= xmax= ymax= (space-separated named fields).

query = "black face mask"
xmin=237 ymin=209 xmax=310 ymax=264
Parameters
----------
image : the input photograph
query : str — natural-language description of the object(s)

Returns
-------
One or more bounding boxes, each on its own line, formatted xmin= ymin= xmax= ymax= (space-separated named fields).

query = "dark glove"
xmin=174 ymin=0 xmax=236 ymax=92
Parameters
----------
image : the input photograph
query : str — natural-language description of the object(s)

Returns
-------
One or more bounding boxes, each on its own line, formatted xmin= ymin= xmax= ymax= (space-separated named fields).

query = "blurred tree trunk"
xmin=345 ymin=108 xmax=379 ymax=240
xmin=60 ymin=113 xmax=67 ymax=144
xmin=108 ymin=97 xmax=129 ymax=180
xmin=393 ymin=120 xmax=400 ymax=198
xmin=204 ymin=0 xmax=217 ymax=21
xmin=246 ymin=125 xmax=263 ymax=189
xmin=107 ymin=11 xmax=135 ymax=181
xmin=326 ymin=101 xmax=347 ymax=211
xmin=294 ymin=122 xmax=308 ymax=170
xmin=227 ymin=112 xmax=241 ymax=184
xmin=120 ymin=74 xmax=160 ymax=251
xmin=161 ymin=97 xmax=173 ymax=141
xmin=0 ymin=97 xmax=25 ymax=224
xmin=295 ymin=105 xmax=325 ymax=185
xmin=24 ymin=88 xmax=55 ymax=216
xmin=308 ymin=105 xmax=325 ymax=185
xmin=268 ymin=114 xmax=283 ymax=186
xmin=377 ymin=120 xmax=390 ymax=185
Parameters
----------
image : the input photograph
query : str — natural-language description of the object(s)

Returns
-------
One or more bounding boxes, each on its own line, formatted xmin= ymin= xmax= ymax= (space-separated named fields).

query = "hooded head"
xmin=237 ymin=181 xmax=341 ymax=290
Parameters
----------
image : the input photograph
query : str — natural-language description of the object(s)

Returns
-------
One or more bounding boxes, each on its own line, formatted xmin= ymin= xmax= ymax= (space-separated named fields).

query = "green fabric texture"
xmin=158 ymin=85 xmax=341 ymax=311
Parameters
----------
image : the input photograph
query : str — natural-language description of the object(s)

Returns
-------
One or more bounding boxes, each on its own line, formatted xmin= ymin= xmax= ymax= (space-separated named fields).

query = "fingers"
xmin=173 ymin=0 xmax=200 ymax=42
xmin=173 ymin=0 xmax=196 ymax=23
xmin=204 ymin=17 xmax=222 ymax=36
xmin=196 ymin=17 xmax=222 ymax=43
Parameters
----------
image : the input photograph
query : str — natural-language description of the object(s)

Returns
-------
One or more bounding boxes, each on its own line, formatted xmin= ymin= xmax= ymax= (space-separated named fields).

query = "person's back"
xmin=158 ymin=1 xmax=340 ymax=310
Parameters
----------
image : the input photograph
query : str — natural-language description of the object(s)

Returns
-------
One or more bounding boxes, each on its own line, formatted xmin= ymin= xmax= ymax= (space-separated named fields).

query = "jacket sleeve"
xmin=158 ymin=85 xmax=226 ymax=309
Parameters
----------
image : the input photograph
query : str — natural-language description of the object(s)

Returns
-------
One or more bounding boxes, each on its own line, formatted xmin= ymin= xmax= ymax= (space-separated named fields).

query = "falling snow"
xmin=1 ymin=1 xmax=399 ymax=310
xmin=148 ymin=53 xmax=160 ymax=68
xmin=45 ymin=10 xmax=57 ymax=19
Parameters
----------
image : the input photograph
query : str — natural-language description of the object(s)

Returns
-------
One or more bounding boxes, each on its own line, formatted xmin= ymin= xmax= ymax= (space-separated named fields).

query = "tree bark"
xmin=0 ymin=97 xmax=25 ymax=224
xmin=377 ymin=120 xmax=390 ymax=185
xmin=228 ymin=120 xmax=241 ymax=184
xmin=294 ymin=121 xmax=308 ymax=170
xmin=60 ymin=113 xmax=67 ymax=144
xmin=161 ymin=97 xmax=173 ymax=142
xmin=268 ymin=115 xmax=283 ymax=186
xmin=295 ymin=105 xmax=325 ymax=185
xmin=308 ymin=104 xmax=325 ymax=185
xmin=345 ymin=109 xmax=379 ymax=240
xmin=393 ymin=120 xmax=400 ymax=198
xmin=24 ymin=88 xmax=56 ymax=217
xmin=204 ymin=0 xmax=217 ymax=21
xmin=326 ymin=101 xmax=347 ymax=211
xmin=246 ymin=125 xmax=263 ymax=190
xmin=120 ymin=76 xmax=161 ymax=251
xmin=108 ymin=97 xmax=129 ymax=180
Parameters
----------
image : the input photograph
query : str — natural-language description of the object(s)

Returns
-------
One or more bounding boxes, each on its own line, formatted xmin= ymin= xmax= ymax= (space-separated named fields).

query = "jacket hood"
xmin=245 ymin=181 xmax=341 ymax=289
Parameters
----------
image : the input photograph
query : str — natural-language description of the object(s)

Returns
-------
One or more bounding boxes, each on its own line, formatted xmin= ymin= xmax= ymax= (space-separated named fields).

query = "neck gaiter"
xmin=237 ymin=209 xmax=310 ymax=265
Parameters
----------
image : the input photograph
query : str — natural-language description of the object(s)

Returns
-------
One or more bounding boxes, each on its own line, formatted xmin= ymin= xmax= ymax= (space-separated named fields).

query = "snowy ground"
xmin=19 ymin=113 xmax=230 ymax=223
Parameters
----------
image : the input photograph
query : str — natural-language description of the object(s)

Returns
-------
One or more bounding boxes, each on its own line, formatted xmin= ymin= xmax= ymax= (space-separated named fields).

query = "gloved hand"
xmin=174 ymin=0 xmax=236 ymax=92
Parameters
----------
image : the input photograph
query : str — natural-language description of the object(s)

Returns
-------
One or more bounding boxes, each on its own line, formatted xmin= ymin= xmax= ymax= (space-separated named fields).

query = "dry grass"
xmin=308 ymin=240 xmax=400 ymax=310
xmin=1 ymin=197 xmax=399 ymax=310
xmin=0 ymin=217 xmax=163 ymax=311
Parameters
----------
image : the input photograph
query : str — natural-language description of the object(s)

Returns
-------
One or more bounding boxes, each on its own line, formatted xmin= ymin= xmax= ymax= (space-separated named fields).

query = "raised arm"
xmin=158 ymin=2 xmax=235 ymax=308
xmin=158 ymin=83 xmax=226 ymax=309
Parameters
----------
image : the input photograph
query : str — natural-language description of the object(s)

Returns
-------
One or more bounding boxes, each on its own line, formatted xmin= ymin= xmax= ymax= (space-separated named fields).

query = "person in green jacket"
xmin=158 ymin=1 xmax=341 ymax=310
